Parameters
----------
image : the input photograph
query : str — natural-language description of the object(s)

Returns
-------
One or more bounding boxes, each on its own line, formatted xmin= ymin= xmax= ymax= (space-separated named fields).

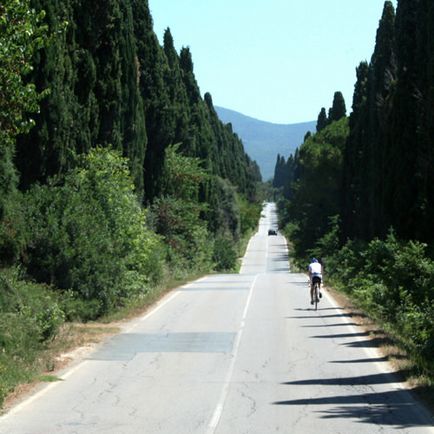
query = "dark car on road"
xmin=268 ymin=229 xmax=277 ymax=236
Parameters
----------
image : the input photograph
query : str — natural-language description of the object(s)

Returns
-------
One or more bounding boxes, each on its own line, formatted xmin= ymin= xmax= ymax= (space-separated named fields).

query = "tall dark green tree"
xmin=16 ymin=0 xmax=78 ymax=187
xmin=341 ymin=61 xmax=370 ymax=240
xmin=328 ymin=91 xmax=347 ymax=122
xmin=272 ymin=154 xmax=285 ymax=188
xmin=384 ymin=0 xmax=420 ymax=239
xmin=131 ymin=0 xmax=173 ymax=202
xmin=117 ymin=1 xmax=147 ymax=197
xmin=366 ymin=1 xmax=396 ymax=238
xmin=316 ymin=107 xmax=328 ymax=132
xmin=162 ymin=28 xmax=191 ymax=153
xmin=412 ymin=0 xmax=434 ymax=241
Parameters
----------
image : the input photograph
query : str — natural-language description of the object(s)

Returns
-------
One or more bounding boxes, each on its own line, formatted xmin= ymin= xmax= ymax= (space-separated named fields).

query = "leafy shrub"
xmin=397 ymin=302 xmax=434 ymax=364
xmin=149 ymin=197 xmax=212 ymax=274
xmin=322 ymin=233 xmax=434 ymax=374
xmin=59 ymin=290 xmax=102 ymax=322
xmin=213 ymin=236 xmax=237 ymax=271
xmin=0 ymin=268 xmax=64 ymax=341
xmin=0 ymin=192 xmax=28 ymax=266
xmin=23 ymin=148 xmax=163 ymax=318
xmin=238 ymin=196 xmax=261 ymax=236
xmin=0 ymin=268 xmax=65 ymax=406
xmin=206 ymin=176 xmax=241 ymax=240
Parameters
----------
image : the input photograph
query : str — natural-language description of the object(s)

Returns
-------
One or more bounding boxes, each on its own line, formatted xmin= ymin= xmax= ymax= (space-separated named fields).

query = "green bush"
xmin=397 ymin=302 xmax=434 ymax=365
xmin=23 ymin=148 xmax=163 ymax=318
xmin=149 ymin=197 xmax=213 ymax=274
xmin=0 ymin=268 xmax=65 ymax=407
xmin=0 ymin=268 xmax=64 ymax=341
xmin=238 ymin=196 xmax=261 ymax=236
xmin=206 ymin=176 xmax=241 ymax=241
xmin=0 ymin=192 xmax=28 ymax=266
xmin=213 ymin=236 xmax=237 ymax=271
xmin=322 ymin=233 xmax=434 ymax=374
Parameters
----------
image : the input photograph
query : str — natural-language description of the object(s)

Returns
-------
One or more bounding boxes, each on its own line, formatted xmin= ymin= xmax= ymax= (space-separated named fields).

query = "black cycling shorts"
xmin=312 ymin=276 xmax=321 ymax=285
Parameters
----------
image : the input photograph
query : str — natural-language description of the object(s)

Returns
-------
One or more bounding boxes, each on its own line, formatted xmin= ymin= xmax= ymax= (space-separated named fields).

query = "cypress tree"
xmin=367 ymin=1 xmax=396 ymax=238
xmin=316 ymin=108 xmax=328 ymax=132
xmin=341 ymin=61 xmax=369 ymax=240
xmin=16 ymin=0 xmax=79 ymax=187
xmin=412 ymin=0 xmax=434 ymax=241
xmin=329 ymin=91 xmax=347 ymax=122
xmin=179 ymin=47 xmax=202 ymax=104
xmin=272 ymin=154 xmax=283 ymax=188
xmin=131 ymin=0 xmax=173 ymax=202
xmin=118 ymin=1 xmax=146 ymax=198
xmin=384 ymin=0 xmax=420 ymax=239
xmin=162 ymin=28 xmax=191 ymax=154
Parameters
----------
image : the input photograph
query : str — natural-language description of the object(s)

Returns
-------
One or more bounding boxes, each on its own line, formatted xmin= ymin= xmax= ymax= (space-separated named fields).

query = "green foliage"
xmin=328 ymin=91 xmax=347 ymax=122
xmin=316 ymin=108 xmax=328 ymax=132
xmin=323 ymin=233 xmax=434 ymax=373
xmin=149 ymin=196 xmax=212 ymax=274
xmin=213 ymin=236 xmax=237 ymax=271
xmin=206 ymin=176 xmax=241 ymax=240
xmin=161 ymin=144 xmax=207 ymax=201
xmin=0 ymin=268 xmax=65 ymax=406
xmin=284 ymin=118 xmax=349 ymax=257
xmin=0 ymin=192 xmax=29 ymax=265
xmin=15 ymin=0 xmax=147 ymax=197
xmin=238 ymin=196 xmax=261 ymax=236
xmin=0 ymin=0 xmax=47 ymax=264
xmin=0 ymin=0 xmax=47 ymax=142
xmin=148 ymin=145 xmax=213 ymax=274
xmin=24 ymin=148 xmax=162 ymax=318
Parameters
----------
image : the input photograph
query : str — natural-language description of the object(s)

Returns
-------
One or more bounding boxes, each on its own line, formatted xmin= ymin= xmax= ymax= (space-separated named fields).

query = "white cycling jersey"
xmin=308 ymin=262 xmax=322 ymax=277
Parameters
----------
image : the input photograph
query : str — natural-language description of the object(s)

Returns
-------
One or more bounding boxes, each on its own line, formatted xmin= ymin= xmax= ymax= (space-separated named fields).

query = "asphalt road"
xmin=0 ymin=203 xmax=433 ymax=433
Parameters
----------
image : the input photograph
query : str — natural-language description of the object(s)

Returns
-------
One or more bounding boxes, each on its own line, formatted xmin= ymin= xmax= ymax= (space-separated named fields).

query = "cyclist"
xmin=308 ymin=258 xmax=322 ymax=305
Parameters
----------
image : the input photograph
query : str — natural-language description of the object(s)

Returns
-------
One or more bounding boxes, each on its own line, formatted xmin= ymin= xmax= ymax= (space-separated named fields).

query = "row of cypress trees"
xmin=274 ymin=0 xmax=434 ymax=249
xmin=15 ymin=0 xmax=261 ymax=205
xmin=342 ymin=0 xmax=434 ymax=243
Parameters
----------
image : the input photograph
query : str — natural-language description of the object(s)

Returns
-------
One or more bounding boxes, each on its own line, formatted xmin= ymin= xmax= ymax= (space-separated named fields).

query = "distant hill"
xmin=215 ymin=106 xmax=316 ymax=180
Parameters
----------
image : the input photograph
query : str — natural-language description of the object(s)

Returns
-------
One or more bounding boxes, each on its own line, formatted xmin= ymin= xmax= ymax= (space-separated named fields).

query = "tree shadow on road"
xmin=281 ymin=372 xmax=407 ymax=386
xmin=273 ymin=389 xmax=432 ymax=427
xmin=301 ymin=322 xmax=360 ymax=328
xmin=273 ymin=375 xmax=433 ymax=428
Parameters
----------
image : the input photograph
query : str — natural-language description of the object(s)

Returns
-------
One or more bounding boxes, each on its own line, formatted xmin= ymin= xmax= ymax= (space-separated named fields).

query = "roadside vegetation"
xmin=0 ymin=0 xmax=262 ymax=408
xmin=274 ymin=0 xmax=434 ymax=399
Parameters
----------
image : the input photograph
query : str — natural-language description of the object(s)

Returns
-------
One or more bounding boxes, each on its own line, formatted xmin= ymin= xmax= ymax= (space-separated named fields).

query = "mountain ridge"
xmin=215 ymin=106 xmax=316 ymax=180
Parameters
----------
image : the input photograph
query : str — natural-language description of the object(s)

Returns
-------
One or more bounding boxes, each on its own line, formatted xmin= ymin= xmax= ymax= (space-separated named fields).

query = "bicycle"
xmin=310 ymin=276 xmax=321 ymax=310
xmin=312 ymin=280 xmax=320 ymax=310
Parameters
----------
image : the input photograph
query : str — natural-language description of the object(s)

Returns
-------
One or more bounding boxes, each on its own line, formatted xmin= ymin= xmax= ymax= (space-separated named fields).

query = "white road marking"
xmin=206 ymin=274 xmax=259 ymax=433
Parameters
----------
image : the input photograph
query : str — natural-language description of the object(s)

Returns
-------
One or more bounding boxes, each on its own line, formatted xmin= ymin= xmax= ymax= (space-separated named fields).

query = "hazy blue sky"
xmin=149 ymin=1 xmax=396 ymax=124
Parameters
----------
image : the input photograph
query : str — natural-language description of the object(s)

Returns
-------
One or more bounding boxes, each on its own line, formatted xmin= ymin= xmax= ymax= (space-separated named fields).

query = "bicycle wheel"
xmin=314 ymin=282 xmax=319 ymax=311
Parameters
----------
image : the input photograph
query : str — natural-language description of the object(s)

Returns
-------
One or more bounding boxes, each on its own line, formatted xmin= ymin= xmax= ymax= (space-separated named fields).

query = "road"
xmin=0 ymin=203 xmax=433 ymax=433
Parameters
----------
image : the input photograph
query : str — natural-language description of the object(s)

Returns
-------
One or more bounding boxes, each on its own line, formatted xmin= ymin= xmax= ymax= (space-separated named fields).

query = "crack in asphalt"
xmin=239 ymin=383 xmax=257 ymax=419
